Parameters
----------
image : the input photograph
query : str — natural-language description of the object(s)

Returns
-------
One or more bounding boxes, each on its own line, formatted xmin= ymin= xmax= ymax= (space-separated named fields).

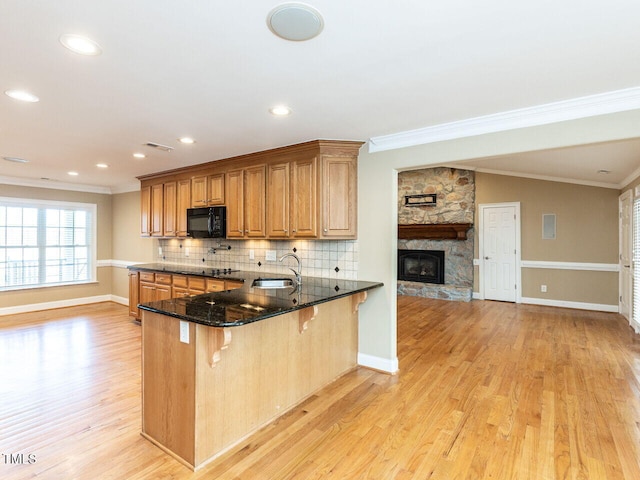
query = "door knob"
xmin=484 ymin=256 xmax=490 ymax=260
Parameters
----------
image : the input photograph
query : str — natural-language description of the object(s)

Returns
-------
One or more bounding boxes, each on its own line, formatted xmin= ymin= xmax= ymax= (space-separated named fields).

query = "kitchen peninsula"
xmin=133 ymin=263 xmax=382 ymax=470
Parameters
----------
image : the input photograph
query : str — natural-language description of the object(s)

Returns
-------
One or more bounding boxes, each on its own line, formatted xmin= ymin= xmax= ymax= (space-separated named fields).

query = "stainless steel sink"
xmin=251 ymin=278 xmax=295 ymax=289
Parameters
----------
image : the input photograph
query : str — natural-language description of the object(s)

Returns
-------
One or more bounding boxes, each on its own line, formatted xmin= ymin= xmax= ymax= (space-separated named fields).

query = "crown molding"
xmin=620 ymin=165 xmax=640 ymax=190
xmin=0 ymin=175 xmax=140 ymax=194
xmin=368 ymin=86 xmax=640 ymax=153
xmin=110 ymin=182 xmax=141 ymax=194
xmin=446 ymin=164 xmax=621 ymax=190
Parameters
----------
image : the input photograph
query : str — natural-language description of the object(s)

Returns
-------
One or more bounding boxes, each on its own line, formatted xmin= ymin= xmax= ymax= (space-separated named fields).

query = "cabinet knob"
xmin=323 ymin=228 xmax=328 ymax=233
xmin=292 ymin=229 xmax=297 ymax=233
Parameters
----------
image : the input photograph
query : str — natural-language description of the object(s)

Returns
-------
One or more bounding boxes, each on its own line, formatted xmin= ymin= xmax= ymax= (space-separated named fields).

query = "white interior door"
xmin=481 ymin=204 xmax=517 ymax=302
xmin=619 ymin=190 xmax=632 ymax=320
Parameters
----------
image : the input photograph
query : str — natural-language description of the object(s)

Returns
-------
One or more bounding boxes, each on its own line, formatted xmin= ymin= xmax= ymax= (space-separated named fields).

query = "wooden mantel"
xmin=398 ymin=223 xmax=472 ymax=240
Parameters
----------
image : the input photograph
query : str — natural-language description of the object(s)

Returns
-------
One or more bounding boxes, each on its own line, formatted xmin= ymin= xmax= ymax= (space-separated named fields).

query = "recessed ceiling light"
xmin=59 ymin=34 xmax=102 ymax=56
xmin=133 ymin=153 xmax=146 ymax=159
xmin=267 ymin=3 xmax=324 ymax=41
xmin=597 ymin=169 xmax=611 ymax=174
xmin=68 ymin=171 xmax=79 ymax=176
xmin=96 ymin=163 xmax=109 ymax=168
xmin=178 ymin=137 xmax=195 ymax=144
xmin=3 ymin=156 xmax=29 ymax=163
xmin=5 ymin=89 xmax=40 ymax=103
xmin=269 ymin=105 xmax=292 ymax=116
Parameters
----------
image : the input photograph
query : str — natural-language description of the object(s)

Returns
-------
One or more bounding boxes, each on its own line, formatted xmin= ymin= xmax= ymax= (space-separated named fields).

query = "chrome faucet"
xmin=279 ymin=253 xmax=302 ymax=285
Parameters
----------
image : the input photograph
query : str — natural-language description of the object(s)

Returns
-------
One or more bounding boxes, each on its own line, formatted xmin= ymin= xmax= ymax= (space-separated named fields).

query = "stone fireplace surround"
xmin=397 ymin=167 xmax=475 ymax=302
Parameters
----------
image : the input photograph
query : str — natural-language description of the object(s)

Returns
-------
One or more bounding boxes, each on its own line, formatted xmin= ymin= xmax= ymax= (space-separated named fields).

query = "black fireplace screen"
xmin=397 ymin=249 xmax=445 ymax=284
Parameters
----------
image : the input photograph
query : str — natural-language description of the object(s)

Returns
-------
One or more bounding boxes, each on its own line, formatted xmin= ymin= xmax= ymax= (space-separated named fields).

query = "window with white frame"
xmin=0 ymin=197 xmax=96 ymax=290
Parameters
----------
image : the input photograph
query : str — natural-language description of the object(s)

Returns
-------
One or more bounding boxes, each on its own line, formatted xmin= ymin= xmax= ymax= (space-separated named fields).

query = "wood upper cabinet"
xmin=163 ymin=181 xmax=177 ymax=237
xmin=269 ymin=157 xmax=317 ymax=239
xmin=191 ymin=176 xmax=207 ymax=207
xmin=142 ymin=179 xmax=190 ymax=238
xmin=267 ymin=162 xmax=290 ymax=237
xmin=291 ymin=156 xmax=318 ymax=238
xmin=225 ymin=169 xmax=244 ymax=238
xmin=137 ymin=140 xmax=362 ymax=240
xmin=192 ymin=173 xmax=225 ymax=207
xmin=150 ymin=183 xmax=164 ymax=237
xmin=176 ymin=179 xmax=191 ymax=237
xmin=141 ymin=185 xmax=151 ymax=236
xmin=207 ymin=174 xmax=225 ymax=205
xmin=244 ymin=165 xmax=266 ymax=237
xmin=226 ymin=166 xmax=266 ymax=238
xmin=320 ymin=154 xmax=357 ymax=238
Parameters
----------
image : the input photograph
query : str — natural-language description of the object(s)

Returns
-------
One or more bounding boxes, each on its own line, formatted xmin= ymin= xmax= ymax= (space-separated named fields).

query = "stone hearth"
xmin=397 ymin=167 xmax=474 ymax=302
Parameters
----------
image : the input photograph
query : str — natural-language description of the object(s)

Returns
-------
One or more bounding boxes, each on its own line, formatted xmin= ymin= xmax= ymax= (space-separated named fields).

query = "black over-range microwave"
xmin=187 ymin=206 xmax=227 ymax=238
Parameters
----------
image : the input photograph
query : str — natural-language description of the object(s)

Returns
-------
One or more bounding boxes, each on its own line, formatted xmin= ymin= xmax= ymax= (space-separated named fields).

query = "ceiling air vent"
xmin=145 ymin=142 xmax=173 ymax=152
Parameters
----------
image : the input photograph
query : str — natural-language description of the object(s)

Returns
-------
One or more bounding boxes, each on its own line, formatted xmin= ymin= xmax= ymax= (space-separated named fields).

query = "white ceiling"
xmin=2 ymin=0 xmax=640 ymax=192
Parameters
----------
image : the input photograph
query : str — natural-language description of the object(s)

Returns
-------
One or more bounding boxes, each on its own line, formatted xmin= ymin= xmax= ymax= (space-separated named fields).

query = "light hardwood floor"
xmin=1 ymin=297 xmax=640 ymax=479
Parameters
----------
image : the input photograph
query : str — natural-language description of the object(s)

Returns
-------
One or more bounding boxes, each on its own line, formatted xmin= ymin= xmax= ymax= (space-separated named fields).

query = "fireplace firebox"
xmin=397 ymin=249 xmax=445 ymax=284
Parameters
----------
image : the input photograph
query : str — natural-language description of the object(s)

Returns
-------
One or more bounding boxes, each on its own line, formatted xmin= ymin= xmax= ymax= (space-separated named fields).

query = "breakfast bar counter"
xmin=135 ymin=266 xmax=382 ymax=470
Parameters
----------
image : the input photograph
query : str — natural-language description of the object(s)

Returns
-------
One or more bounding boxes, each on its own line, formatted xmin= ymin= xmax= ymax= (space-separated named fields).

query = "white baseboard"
xmin=110 ymin=295 xmax=129 ymax=306
xmin=520 ymin=297 xmax=618 ymax=313
xmin=357 ymin=353 xmax=399 ymax=374
xmin=97 ymin=259 xmax=140 ymax=269
xmin=472 ymin=292 xmax=483 ymax=300
xmin=0 ymin=295 xmax=127 ymax=316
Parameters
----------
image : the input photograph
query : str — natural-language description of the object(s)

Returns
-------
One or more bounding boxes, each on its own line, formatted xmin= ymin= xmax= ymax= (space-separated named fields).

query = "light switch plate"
xmin=249 ymin=249 xmax=255 ymax=260
xmin=179 ymin=321 xmax=189 ymax=343
xmin=266 ymin=250 xmax=277 ymax=261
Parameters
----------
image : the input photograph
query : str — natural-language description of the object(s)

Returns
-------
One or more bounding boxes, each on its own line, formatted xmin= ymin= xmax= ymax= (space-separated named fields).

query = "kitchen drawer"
xmin=225 ymin=279 xmax=244 ymax=290
xmin=155 ymin=273 xmax=172 ymax=285
xmin=139 ymin=271 xmax=155 ymax=283
xmin=206 ymin=278 xmax=225 ymax=292
xmin=189 ymin=277 xmax=206 ymax=291
xmin=173 ymin=275 xmax=188 ymax=288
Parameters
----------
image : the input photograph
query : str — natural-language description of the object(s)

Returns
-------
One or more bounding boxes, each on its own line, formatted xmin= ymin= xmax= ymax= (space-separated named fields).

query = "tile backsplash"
xmin=156 ymin=238 xmax=358 ymax=280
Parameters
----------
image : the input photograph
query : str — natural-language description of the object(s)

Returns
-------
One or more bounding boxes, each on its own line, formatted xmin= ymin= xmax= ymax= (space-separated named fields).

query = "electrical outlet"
xmin=185 ymin=247 xmax=190 ymax=257
xmin=179 ymin=321 xmax=189 ymax=344
xmin=158 ymin=246 xmax=163 ymax=256
xmin=266 ymin=250 xmax=277 ymax=261
xmin=249 ymin=249 xmax=255 ymax=260
xmin=541 ymin=285 xmax=547 ymax=293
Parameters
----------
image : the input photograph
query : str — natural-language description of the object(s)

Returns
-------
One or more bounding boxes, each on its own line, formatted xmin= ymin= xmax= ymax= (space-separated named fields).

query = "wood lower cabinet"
xmin=130 ymin=271 xmax=245 ymax=318
xmin=138 ymin=272 xmax=173 ymax=315
xmin=128 ymin=271 xmax=140 ymax=318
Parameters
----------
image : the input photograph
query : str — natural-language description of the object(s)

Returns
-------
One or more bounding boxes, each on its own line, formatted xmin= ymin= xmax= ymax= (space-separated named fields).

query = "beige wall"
xmin=0 ymin=184 xmax=113 ymax=309
xmin=111 ymin=191 xmax=155 ymax=299
xmin=473 ymin=173 xmax=619 ymax=305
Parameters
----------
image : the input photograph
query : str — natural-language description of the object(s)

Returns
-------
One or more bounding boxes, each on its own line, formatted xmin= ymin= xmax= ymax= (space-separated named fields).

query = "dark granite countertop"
xmin=130 ymin=263 xmax=383 ymax=327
